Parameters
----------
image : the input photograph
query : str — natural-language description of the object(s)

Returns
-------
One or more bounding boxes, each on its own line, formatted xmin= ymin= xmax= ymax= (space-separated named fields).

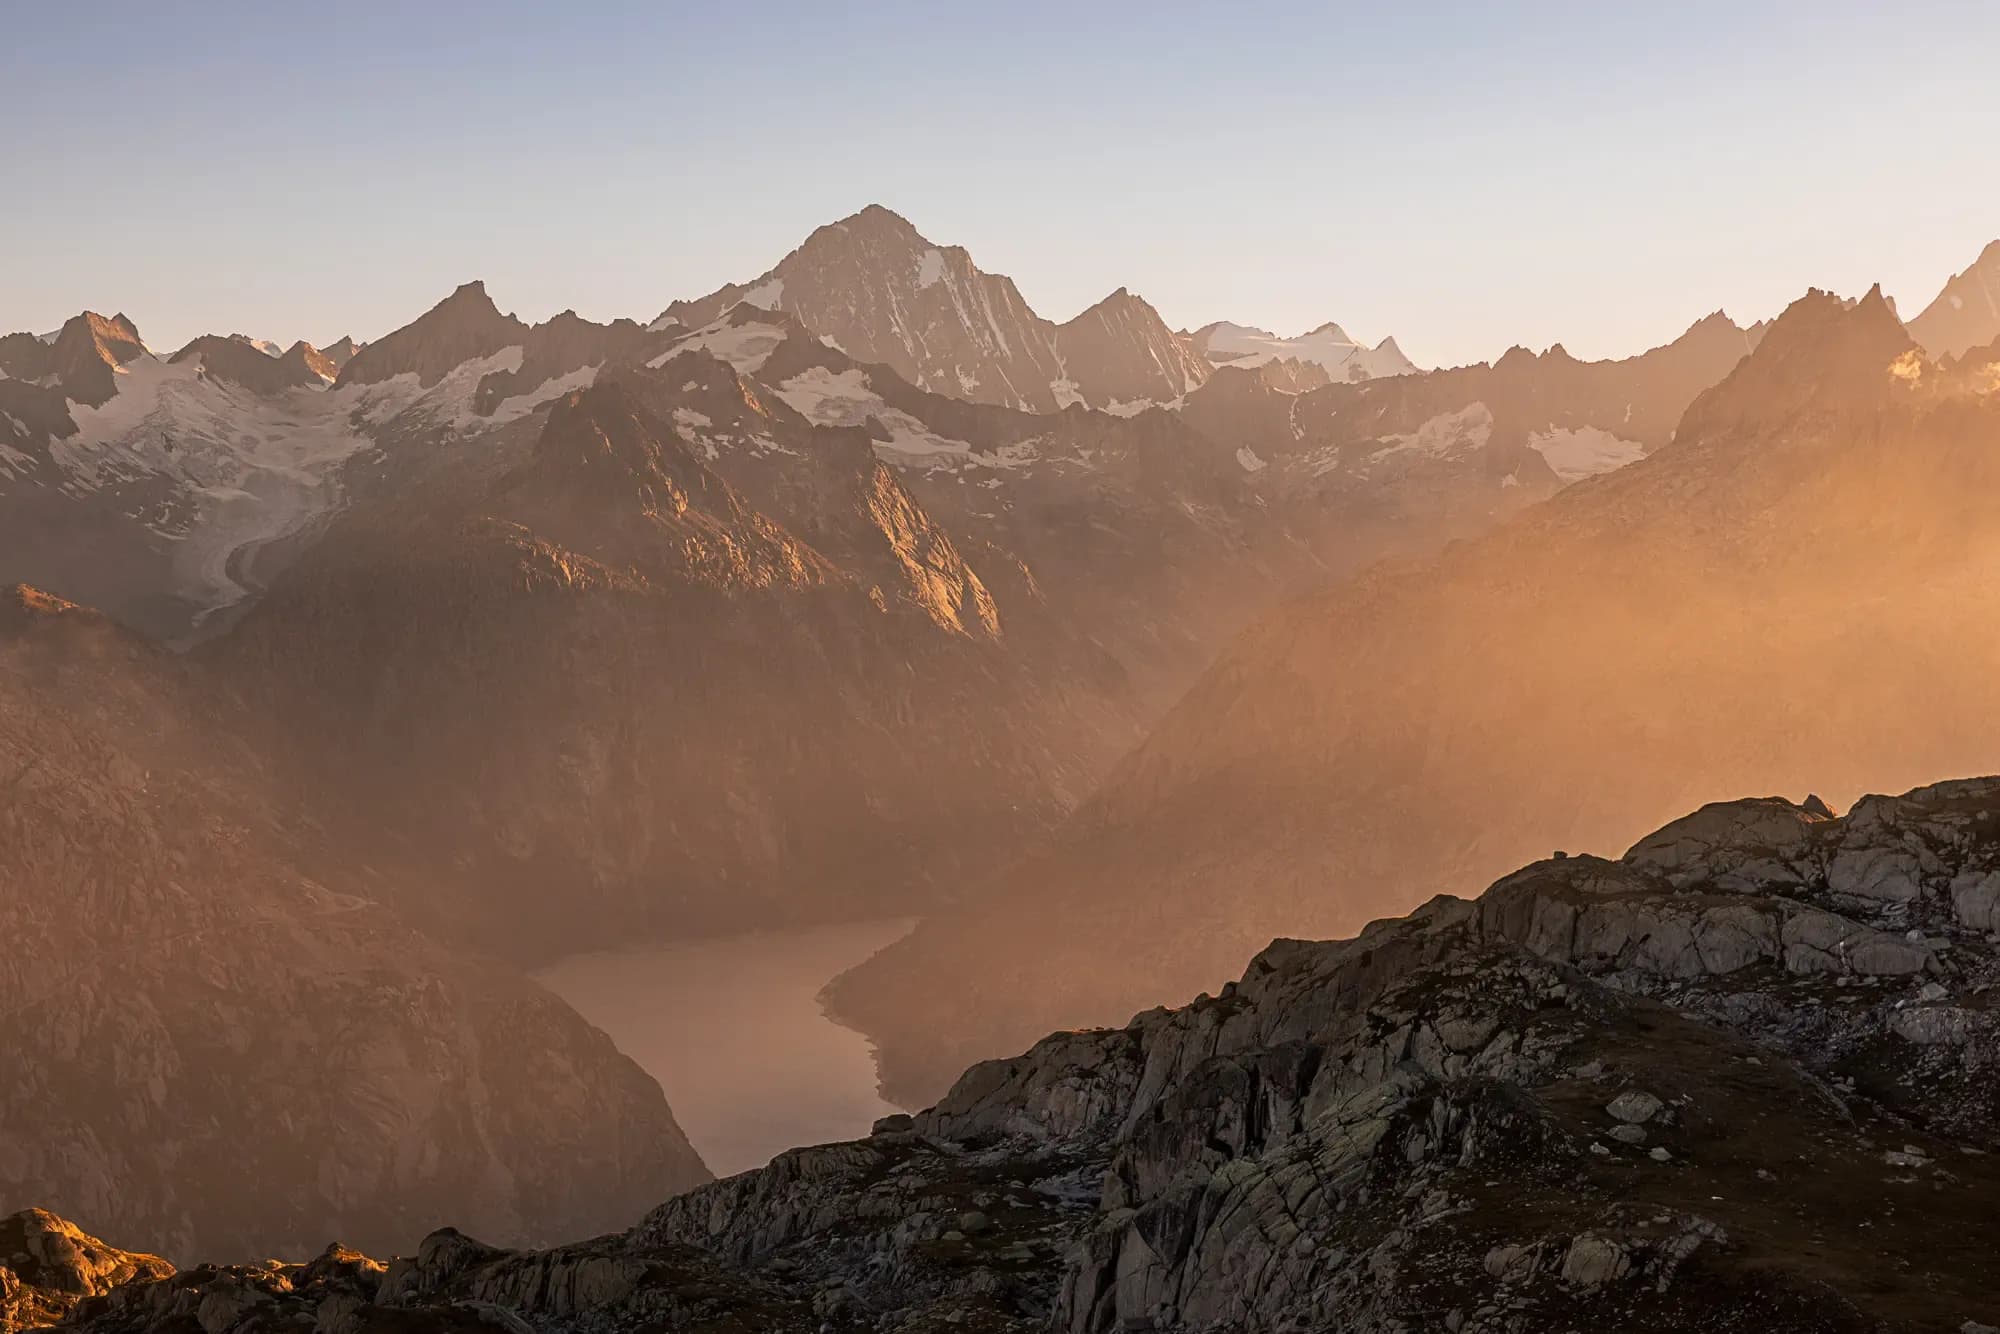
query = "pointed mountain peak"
xmin=1307 ymin=321 xmax=1355 ymax=343
xmin=1762 ymin=284 xmax=1907 ymax=354
xmin=1070 ymin=287 xmax=1157 ymax=322
xmin=55 ymin=311 xmax=147 ymax=365
xmin=1908 ymin=240 xmax=2000 ymax=359
xmin=837 ymin=203 xmax=925 ymax=239
xmin=442 ymin=278 xmax=497 ymax=308
xmin=319 ymin=335 xmax=361 ymax=370
xmin=169 ymin=334 xmax=333 ymax=393
xmin=534 ymin=308 xmax=596 ymax=334
xmin=1194 ymin=320 xmax=1274 ymax=342
xmin=785 ymin=204 xmax=934 ymax=261
xmin=43 ymin=312 xmax=150 ymax=406
xmin=1374 ymin=334 xmax=1406 ymax=355
xmin=1679 ymin=284 xmax=1917 ymax=438
xmin=279 ymin=340 xmax=338 ymax=382
xmin=334 ymin=281 xmax=527 ymax=389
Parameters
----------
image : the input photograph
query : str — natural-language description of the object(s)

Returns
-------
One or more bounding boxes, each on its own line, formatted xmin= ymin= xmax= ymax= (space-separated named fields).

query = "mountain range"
xmin=3 ymin=208 xmax=1999 ymax=1271
xmin=828 ymin=280 xmax=2000 ymax=1104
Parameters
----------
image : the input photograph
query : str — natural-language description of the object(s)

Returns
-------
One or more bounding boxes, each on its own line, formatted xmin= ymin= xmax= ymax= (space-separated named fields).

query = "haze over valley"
xmin=6 ymin=4 xmax=2000 ymax=1330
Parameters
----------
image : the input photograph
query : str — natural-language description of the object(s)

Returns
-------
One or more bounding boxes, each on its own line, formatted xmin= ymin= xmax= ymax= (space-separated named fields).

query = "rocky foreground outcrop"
xmin=13 ymin=776 xmax=2000 ymax=1332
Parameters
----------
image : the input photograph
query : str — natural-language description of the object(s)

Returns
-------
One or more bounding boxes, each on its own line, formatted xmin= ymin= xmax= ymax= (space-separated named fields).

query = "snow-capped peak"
xmin=1191 ymin=320 xmax=1419 ymax=382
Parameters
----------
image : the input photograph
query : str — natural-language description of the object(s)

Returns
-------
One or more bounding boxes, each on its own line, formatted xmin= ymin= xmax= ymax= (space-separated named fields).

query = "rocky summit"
xmin=10 ymin=774 xmax=2000 ymax=1332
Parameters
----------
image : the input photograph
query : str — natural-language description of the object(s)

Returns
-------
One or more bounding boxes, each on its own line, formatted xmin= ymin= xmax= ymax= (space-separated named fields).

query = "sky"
xmin=4 ymin=0 xmax=1997 ymax=369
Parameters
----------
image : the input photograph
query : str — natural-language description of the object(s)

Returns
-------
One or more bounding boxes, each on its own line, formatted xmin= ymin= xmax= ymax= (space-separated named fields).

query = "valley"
xmin=6 ymin=174 xmax=2000 ymax=1330
xmin=535 ymin=918 xmax=915 ymax=1176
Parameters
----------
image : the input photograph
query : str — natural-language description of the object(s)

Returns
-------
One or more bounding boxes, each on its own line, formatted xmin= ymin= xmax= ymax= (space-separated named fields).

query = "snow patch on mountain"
xmin=0 ymin=427 xmax=34 ymax=480
xmin=738 ymin=277 xmax=784 ymax=311
xmin=650 ymin=318 xmax=788 ymax=374
xmin=1105 ymin=397 xmax=1180 ymax=417
xmin=342 ymin=346 xmax=525 ymax=431
xmin=33 ymin=343 xmax=565 ymax=630
xmin=672 ymin=408 xmax=721 ymax=459
xmin=1366 ymin=402 xmax=1494 ymax=464
xmin=916 ymin=249 xmax=946 ymax=289
xmin=487 ymin=363 xmax=599 ymax=425
xmin=771 ymin=366 xmax=880 ymax=424
xmin=770 ymin=365 xmax=1032 ymax=474
xmin=50 ymin=355 xmax=380 ymax=623
xmin=1528 ymin=425 xmax=1647 ymax=481
xmin=1196 ymin=321 xmax=1418 ymax=382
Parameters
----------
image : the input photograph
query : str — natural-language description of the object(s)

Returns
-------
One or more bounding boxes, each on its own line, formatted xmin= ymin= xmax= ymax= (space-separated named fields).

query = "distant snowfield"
xmin=40 ymin=345 xmax=587 ymax=628
xmin=739 ymin=276 xmax=785 ymax=311
xmin=1199 ymin=320 xmax=1418 ymax=381
xmin=769 ymin=366 xmax=878 ymax=424
xmin=489 ymin=363 xmax=597 ymax=423
xmin=772 ymin=366 xmax=1028 ymax=472
xmin=1368 ymin=402 xmax=1494 ymax=464
xmin=54 ymin=357 xmax=378 ymax=623
xmin=1528 ymin=425 xmax=1647 ymax=482
xmin=651 ymin=316 xmax=789 ymax=374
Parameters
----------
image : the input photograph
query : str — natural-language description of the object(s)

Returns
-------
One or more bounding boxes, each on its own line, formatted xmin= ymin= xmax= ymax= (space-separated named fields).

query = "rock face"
xmin=0 ymin=313 xmax=147 ymax=407
xmin=317 ymin=335 xmax=361 ymax=370
xmin=0 ymin=1211 xmax=171 ymax=1333
xmin=27 ymin=777 xmax=2000 ymax=1332
xmin=656 ymin=205 xmax=1208 ymax=413
xmin=0 ymin=585 xmax=708 ymax=1263
xmin=166 ymin=335 xmax=334 ymax=394
xmin=333 ymin=281 xmax=526 ymax=388
xmin=1052 ymin=288 xmax=1211 ymax=411
xmin=1908 ymin=238 xmax=2000 ymax=359
xmin=832 ymin=284 xmax=2000 ymax=1105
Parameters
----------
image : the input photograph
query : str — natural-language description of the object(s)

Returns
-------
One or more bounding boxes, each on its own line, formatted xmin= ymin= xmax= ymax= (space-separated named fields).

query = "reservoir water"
xmin=535 ymin=917 xmax=916 ymax=1177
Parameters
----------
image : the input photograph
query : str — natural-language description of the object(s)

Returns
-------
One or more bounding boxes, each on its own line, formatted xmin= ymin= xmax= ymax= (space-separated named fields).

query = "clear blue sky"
xmin=4 ymin=0 xmax=1995 ymax=367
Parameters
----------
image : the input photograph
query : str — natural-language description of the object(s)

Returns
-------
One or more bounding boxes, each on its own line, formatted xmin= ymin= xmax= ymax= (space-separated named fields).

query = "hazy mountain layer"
xmin=0 ymin=585 xmax=707 ymax=1263
xmin=832 ymin=285 xmax=2000 ymax=1103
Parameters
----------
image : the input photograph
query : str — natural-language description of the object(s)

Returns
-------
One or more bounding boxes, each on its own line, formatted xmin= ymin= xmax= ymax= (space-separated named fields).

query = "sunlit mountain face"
xmin=831 ymin=283 xmax=2000 ymax=1101
xmin=7 ymin=48 xmax=2000 ymax=1322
